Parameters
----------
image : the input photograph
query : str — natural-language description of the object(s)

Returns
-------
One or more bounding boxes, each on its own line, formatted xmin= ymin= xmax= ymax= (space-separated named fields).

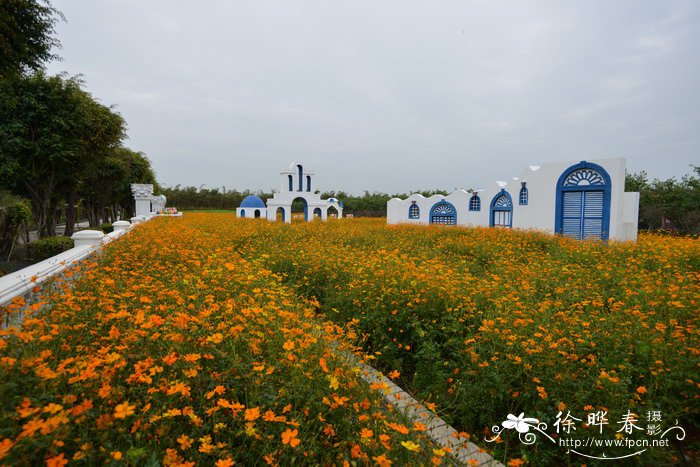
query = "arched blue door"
xmin=490 ymin=190 xmax=513 ymax=227
xmin=555 ymin=162 xmax=611 ymax=240
xmin=429 ymin=201 xmax=456 ymax=225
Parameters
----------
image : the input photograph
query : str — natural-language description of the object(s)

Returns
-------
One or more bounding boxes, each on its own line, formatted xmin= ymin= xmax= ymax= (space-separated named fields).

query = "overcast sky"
xmin=46 ymin=1 xmax=699 ymax=194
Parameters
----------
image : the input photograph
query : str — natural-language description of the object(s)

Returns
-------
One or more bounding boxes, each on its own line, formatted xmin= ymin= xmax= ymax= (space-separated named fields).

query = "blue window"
xmin=240 ymin=209 xmax=245 ymax=217
xmin=429 ymin=201 xmax=456 ymax=225
xmin=490 ymin=190 xmax=513 ymax=227
xmin=288 ymin=175 xmax=293 ymax=192
xmin=408 ymin=203 xmax=420 ymax=219
xmin=555 ymin=161 xmax=611 ymax=240
xmin=519 ymin=186 xmax=528 ymax=205
xmin=297 ymin=165 xmax=303 ymax=191
xmin=306 ymin=175 xmax=311 ymax=192
xmin=469 ymin=194 xmax=481 ymax=211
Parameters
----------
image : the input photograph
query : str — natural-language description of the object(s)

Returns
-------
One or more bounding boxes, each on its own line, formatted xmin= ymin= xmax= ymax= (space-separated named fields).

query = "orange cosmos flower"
xmin=281 ymin=428 xmax=300 ymax=447
xmin=114 ymin=402 xmax=135 ymax=419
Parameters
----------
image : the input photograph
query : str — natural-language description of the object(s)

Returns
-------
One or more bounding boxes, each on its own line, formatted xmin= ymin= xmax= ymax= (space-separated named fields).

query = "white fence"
xmin=0 ymin=216 xmax=152 ymax=324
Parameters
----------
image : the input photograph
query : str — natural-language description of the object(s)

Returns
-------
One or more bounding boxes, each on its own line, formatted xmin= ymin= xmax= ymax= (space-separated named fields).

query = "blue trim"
xmin=297 ymin=165 xmax=303 ymax=191
xmin=288 ymin=175 xmax=293 ymax=192
xmin=408 ymin=203 xmax=420 ymax=219
xmin=306 ymin=175 xmax=311 ymax=192
xmin=489 ymin=189 xmax=513 ymax=227
xmin=429 ymin=200 xmax=457 ymax=225
xmin=554 ymin=161 xmax=611 ymax=240
xmin=519 ymin=187 xmax=528 ymax=205
xmin=276 ymin=207 xmax=285 ymax=222
xmin=313 ymin=207 xmax=322 ymax=219
xmin=469 ymin=194 xmax=481 ymax=211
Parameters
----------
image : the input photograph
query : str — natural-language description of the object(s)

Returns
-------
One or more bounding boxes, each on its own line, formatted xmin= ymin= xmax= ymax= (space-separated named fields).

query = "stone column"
xmin=71 ymin=230 xmax=105 ymax=248
xmin=131 ymin=184 xmax=154 ymax=217
xmin=112 ymin=220 xmax=131 ymax=233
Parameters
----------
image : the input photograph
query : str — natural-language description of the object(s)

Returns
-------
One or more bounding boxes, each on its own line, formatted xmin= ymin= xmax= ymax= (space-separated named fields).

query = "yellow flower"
xmin=401 ymin=440 xmax=421 ymax=452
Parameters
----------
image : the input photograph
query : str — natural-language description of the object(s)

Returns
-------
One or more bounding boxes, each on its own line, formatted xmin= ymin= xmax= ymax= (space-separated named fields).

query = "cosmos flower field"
xmin=1 ymin=213 xmax=697 ymax=465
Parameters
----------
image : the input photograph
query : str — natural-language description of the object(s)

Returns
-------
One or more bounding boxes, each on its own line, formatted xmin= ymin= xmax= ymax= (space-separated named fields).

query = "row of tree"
xmin=0 ymin=0 xmax=157 ymax=262
xmin=625 ymin=167 xmax=700 ymax=234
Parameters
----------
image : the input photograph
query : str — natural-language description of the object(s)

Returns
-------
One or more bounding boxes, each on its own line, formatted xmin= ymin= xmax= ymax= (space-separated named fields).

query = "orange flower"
xmin=114 ymin=402 xmax=135 ymax=419
xmin=281 ymin=428 xmax=300 ymax=447
xmin=387 ymin=422 xmax=409 ymax=434
xmin=45 ymin=453 xmax=68 ymax=467
xmin=636 ymin=386 xmax=647 ymax=394
xmin=360 ymin=428 xmax=373 ymax=439
xmin=215 ymin=457 xmax=235 ymax=467
xmin=373 ymin=454 xmax=393 ymax=467
xmin=244 ymin=407 xmax=261 ymax=422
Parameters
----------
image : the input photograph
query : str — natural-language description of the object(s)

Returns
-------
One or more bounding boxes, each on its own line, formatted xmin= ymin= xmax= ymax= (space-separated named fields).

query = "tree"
xmin=0 ymin=0 xmax=63 ymax=77
xmin=626 ymin=167 xmax=700 ymax=234
xmin=0 ymin=72 xmax=125 ymax=237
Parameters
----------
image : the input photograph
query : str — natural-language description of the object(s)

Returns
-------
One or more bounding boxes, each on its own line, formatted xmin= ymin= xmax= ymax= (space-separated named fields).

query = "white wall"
xmin=387 ymin=158 xmax=639 ymax=241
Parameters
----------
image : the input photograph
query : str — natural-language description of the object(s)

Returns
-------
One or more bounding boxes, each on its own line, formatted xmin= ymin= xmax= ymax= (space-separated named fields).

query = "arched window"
xmin=555 ymin=161 xmax=611 ymax=240
xmin=490 ymin=190 xmax=513 ymax=227
xmin=240 ymin=209 xmax=245 ymax=217
xmin=429 ymin=201 xmax=456 ymax=225
xmin=254 ymin=209 xmax=260 ymax=218
xmin=288 ymin=175 xmax=293 ymax=192
xmin=469 ymin=194 xmax=481 ymax=211
xmin=297 ymin=165 xmax=303 ymax=191
xmin=408 ymin=203 xmax=420 ymax=219
xmin=519 ymin=185 xmax=528 ymax=205
xmin=306 ymin=175 xmax=311 ymax=192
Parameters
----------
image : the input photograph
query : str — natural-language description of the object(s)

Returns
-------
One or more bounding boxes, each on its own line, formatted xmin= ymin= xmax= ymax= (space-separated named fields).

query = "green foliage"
xmin=0 ymin=0 xmax=63 ymax=77
xmin=626 ymin=166 xmax=700 ymax=234
xmin=0 ymin=72 xmax=129 ymax=236
xmin=98 ymin=223 xmax=114 ymax=234
xmin=0 ymin=192 xmax=31 ymax=260
xmin=29 ymin=235 xmax=73 ymax=261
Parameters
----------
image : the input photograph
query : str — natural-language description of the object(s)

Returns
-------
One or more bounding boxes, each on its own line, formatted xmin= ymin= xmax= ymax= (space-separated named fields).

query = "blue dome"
xmin=240 ymin=195 xmax=266 ymax=208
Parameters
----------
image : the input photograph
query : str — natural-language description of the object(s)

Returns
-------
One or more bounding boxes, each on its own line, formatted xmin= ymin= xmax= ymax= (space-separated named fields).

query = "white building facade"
xmin=387 ymin=158 xmax=640 ymax=241
xmin=236 ymin=163 xmax=343 ymax=222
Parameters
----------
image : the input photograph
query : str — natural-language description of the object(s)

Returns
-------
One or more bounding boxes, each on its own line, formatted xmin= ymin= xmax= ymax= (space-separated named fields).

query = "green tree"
xmin=0 ymin=72 xmax=125 ymax=237
xmin=626 ymin=167 xmax=700 ymax=234
xmin=0 ymin=0 xmax=63 ymax=77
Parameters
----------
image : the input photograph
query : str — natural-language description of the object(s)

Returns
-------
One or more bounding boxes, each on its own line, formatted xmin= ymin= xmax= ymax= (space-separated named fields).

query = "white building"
xmin=387 ymin=158 xmax=640 ymax=241
xmin=236 ymin=195 xmax=268 ymax=219
xmin=236 ymin=163 xmax=343 ymax=222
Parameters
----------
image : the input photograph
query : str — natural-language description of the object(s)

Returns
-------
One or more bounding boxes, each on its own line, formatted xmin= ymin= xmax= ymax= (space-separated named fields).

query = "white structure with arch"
xmin=387 ymin=158 xmax=639 ymax=241
xmin=236 ymin=163 xmax=343 ymax=223
xmin=236 ymin=195 xmax=268 ymax=219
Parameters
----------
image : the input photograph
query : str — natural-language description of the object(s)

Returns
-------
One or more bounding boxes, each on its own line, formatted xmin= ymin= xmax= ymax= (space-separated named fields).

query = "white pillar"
xmin=71 ymin=230 xmax=105 ymax=248
xmin=112 ymin=220 xmax=131 ymax=232
xmin=131 ymin=184 xmax=154 ymax=217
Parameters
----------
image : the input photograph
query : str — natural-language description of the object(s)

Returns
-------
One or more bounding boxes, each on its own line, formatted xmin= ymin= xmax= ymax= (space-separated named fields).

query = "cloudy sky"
xmin=46 ymin=1 xmax=699 ymax=194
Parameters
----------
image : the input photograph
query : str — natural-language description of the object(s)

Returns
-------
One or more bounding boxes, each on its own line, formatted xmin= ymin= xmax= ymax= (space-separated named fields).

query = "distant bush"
xmin=30 ymin=236 xmax=74 ymax=262
xmin=99 ymin=222 xmax=114 ymax=234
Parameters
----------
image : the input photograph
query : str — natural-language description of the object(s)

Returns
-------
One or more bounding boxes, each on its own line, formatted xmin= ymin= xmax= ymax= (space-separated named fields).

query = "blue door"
xmin=555 ymin=162 xmax=611 ymax=240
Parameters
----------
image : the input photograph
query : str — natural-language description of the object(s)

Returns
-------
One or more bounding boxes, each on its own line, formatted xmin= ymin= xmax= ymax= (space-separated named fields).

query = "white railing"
xmin=0 ymin=216 xmax=151 ymax=311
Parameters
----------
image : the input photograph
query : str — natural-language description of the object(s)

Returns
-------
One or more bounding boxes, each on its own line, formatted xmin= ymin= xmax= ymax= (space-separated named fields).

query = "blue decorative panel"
xmin=408 ymin=204 xmax=420 ymax=219
xmin=490 ymin=190 xmax=513 ymax=227
xmin=563 ymin=169 xmax=605 ymax=186
xmin=429 ymin=201 xmax=457 ymax=225
xmin=469 ymin=195 xmax=481 ymax=211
